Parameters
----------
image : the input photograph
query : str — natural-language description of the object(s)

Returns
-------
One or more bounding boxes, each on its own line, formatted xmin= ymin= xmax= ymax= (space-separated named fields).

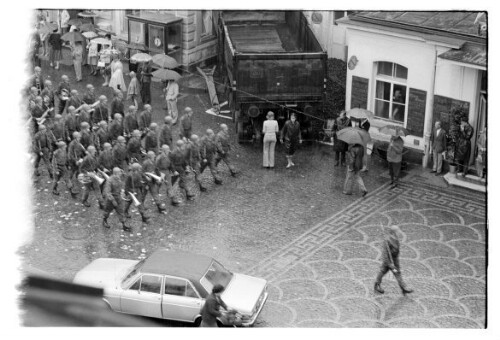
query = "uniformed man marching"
xmin=156 ymin=144 xmax=177 ymax=205
xmin=47 ymin=114 xmax=65 ymax=149
xmin=187 ymin=134 xmax=207 ymax=192
xmin=169 ymin=139 xmax=195 ymax=204
xmin=96 ymin=120 xmax=111 ymax=151
xmin=159 ymin=116 xmax=173 ymax=149
xmin=67 ymin=131 xmax=86 ymax=197
xmin=215 ymin=124 xmax=238 ymax=176
xmin=93 ymin=95 xmax=109 ymax=125
xmin=51 ymin=141 xmax=72 ymax=196
xmin=138 ymin=104 xmax=153 ymax=136
xmin=200 ymin=129 xmax=223 ymax=185
xmin=144 ymin=123 xmax=159 ymax=153
xmin=127 ymin=130 xmax=143 ymax=164
xmin=102 ymin=167 xmax=129 ymax=232
xmin=124 ymin=163 xmax=150 ymax=225
xmin=179 ymin=107 xmax=194 ymax=140
xmin=33 ymin=124 xmax=55 ymax=178
xmin=79 ymin=145 xmax=104 ymax=208
xmin=98 ymin=142 xmax=115 ymax=175
xmin=80 ymin=122 xmax=93 ymax=149
xmin=142 ymin=151 xmax=166 ymax=213
xmin=64 ymin=106 xmax=81 ymax=143
xmin=374 ymin=225 xmax=414 ymax=295
xmin=108 ymin=113 xmax=124 ymax=144
xmin=113 ymin=136 xmax=128 ymax=171
xmin=123 ymin=105 xmax=139 ymax=140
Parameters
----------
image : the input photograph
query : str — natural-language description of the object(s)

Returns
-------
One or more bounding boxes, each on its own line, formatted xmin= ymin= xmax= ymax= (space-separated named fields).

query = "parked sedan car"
xmin=73 ymin=249 xmax=268 ymax=326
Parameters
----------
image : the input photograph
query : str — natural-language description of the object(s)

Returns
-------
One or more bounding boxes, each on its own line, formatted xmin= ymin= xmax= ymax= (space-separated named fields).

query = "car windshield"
xmin=200 ymin=260 xmax=233 ymax=294
xmin=121 ymin=259 xmax=145 ymax=288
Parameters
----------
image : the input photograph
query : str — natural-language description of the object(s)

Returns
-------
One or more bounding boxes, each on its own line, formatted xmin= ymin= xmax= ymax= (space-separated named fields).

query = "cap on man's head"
xmin=147 ymin=151 xmax=156 ymax=158
xmin=113 ymin=167 xmax=122 ymax=175
xmin=99 ymin=120 xmax=107 ymax=126
xmin=164 ymin=116 xmax=172 ymax=123
xmin=131 ymin=163 xmax=142 ymax=171
xmin=117 ymin=136 xmax=126 ymax=142
xmin=86 ymin=84 xmax=94 ymax=90
xmin=61 ymin=75 xmax=69 ymax=81
xmin=176 ymin=139 xmax=184 ymax=147
xmin=34 ymin=66 xmax=41 ymax=72
xmin=45 ymin=80 xmax=52 ymax=86
xmin=103 ymin=142 xmax=112 ymax=149
xmin=185 ymin=107 xmax=193 ymax=113
xmin=132 ymin=130 xmax=141 ymax=137
xmin=57 ymin=141 xmax=67 ymax=147
xmin=114 ymin=113 xmax=122 ymax=120
xmin=71 ymin=89 xmax=78 ymax=95
xmin=99 ymin=95 xmax=107 ymax=101
xmin=161 ymin=144 xmax=170 ymax=152
xmin=150 ymin=123 xmax=157 ymax=129
xmin=212 ymin=284 xmax=225 ymax=294
xmin=39 ymin=124 xmax=46 ymax=130
xmin=55 ymin=114 xmax=62 ymax=119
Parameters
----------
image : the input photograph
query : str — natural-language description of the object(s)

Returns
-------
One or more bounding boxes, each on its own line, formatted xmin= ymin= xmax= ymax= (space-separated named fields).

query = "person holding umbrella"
xmin=333 ymin=110 xmax=350 ymax=166
xmin=343 ymin=143 xmax=368 ymax=197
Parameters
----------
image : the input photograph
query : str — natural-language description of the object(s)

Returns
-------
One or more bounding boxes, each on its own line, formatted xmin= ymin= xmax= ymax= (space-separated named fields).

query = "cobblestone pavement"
xmin=250 ymin=176 xmax=486 ymax=328
xmin=21 ymin=59 xmax=487 ymax=328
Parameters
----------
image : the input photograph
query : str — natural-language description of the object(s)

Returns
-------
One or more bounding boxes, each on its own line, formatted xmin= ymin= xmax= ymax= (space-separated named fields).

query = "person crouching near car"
xmin=200 ymin=284 xmax=228 ymax=327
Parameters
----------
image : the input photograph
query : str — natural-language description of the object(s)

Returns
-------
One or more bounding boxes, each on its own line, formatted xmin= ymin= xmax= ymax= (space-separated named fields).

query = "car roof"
xmin=141 ymin=249 xmax=213 ymax=282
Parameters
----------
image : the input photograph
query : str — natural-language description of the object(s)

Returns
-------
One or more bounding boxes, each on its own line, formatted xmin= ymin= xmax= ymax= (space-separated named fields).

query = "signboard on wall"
xmin=433 ymin=94 xmax=470 ymax=133
xmin=407 ymin=88 xmax=427 ymax=137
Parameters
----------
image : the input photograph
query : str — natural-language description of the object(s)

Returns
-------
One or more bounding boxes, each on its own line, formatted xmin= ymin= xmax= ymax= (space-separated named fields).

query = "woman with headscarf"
xmin=280 ymin=113 xmax=302 ymax=168
xmin=262 ymin=111 xmax=279 ymax=168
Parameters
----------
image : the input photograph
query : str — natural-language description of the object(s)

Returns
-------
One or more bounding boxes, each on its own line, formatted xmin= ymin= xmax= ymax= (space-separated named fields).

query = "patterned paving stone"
xmin=358 ymin=225 xmax=385 ymax=244
xmin=424 ymin=258 xmax=475 ymax=279
xmin=443 ymin=277 xmax=485 ymax=298
xmin=463 ymin=257 xmax=486 ymax=278
xmin=307 ymin=261 xmax=353 ymax=279
xmin=383 ymin=210 xmax=425 ymax=226
xmin=330 ymin=297 xmax=382 ymax=322
xmin=399 ymin=224 xmax=442 ymax=242
xmin=287 ymin=299 xmax=339 ymax=324
xmin=377 ymin=297 xmax=426 ymax=321
xmin=257 ymin=301 xmax=295 ymax=327
xmin=423 ymin=209 xmax=463 ymax=226
xmin=383 ymin=198 xmax=413 ymax=212
xmin=459 ymin=296 xmax=486 ymax=320
xmin=304 ymin=246 xmax=341 ymax=263
xmin=467 ymin=222 xmax=487 ymax=242
xmin=334 ymin=229 xmax=366 ymax=242
xmin=334 ymin=242 xmax=379 ymax=261
xmin=418 ymin=297 xmax=466 ymax=317
xmin=365 ymin=213 xmax=390 ymax=227
xmin=323 ymin=277 xmax=367 ymax=298
xmin=345 ymin=259 xmax=381 ymax=279
xmin=409 ymin=240 xmax=458 ymax=259
xmin=344 ymin=320 xmax=389 ymax=328
xmin=296 ymin=320 xmax=344 ymax=327
xmin=372 ymin=241 xmax=418 ymax=260
xmin=404 ymin=277 xmax=452 ymax=298
xmin=266 ymin=283 xmax=283 ymax=301
xmin=388 ymin=318 xmax=439 ymax=328
xmin=399 ymin=259 xmax=434 ymax=278
xmin=433 ymin=315 xmax=482 ymax=328
xmin=274 ymin=262 xmax=316 ymax=281
xmin=278 ymin=278 xmax=328 ymax=301
xmin=434 ymin=224 xmax=480 ymax=241
xmin=448 ymin=240 xmax=486 ymax=259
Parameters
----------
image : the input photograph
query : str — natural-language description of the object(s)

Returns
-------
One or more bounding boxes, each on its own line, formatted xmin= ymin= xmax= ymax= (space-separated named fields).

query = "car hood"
xmin=221 ymin=273 xmax=267 ymax=315
xmin=73 ymin=258 xmax=138 ymax=290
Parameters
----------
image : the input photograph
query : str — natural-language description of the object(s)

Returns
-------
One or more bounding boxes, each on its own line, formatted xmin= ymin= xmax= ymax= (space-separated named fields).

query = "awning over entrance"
xmin=438 ymin=43 xmax=486 ymax=69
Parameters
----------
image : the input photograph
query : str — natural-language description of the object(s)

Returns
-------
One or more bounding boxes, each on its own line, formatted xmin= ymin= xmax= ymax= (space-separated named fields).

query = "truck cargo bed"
xmin=226 ymin=24 xmax=300 ymax=53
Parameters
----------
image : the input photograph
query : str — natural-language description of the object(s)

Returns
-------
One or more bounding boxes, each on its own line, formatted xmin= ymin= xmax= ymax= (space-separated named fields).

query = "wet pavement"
xmin=21 ymin=57 xmax=487 ymax=328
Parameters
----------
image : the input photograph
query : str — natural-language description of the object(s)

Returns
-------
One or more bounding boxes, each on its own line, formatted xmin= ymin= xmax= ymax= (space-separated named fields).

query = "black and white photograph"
xmin=3 ymin=0 xmax=498 ymax=337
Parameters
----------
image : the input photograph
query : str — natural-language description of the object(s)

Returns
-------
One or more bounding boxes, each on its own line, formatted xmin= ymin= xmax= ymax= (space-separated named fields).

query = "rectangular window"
xmin=201 ymin=10 xmax=213 ymax=36
xmin=149 ymin=24 xmax=165 ymax=51
xmin=374 ymin=62 xmax=408 ymax=123
xmin=141 ymin=275 xmax=162 ymax=294
xmin=164 ymin=277 xmax=186 ymax=296
xmin=129 ymin=21 xmax=145 ymax=45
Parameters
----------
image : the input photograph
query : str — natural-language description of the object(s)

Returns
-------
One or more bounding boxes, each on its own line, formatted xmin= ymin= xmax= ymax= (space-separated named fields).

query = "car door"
xmin=120 ymin=274 xmax=163 ymax=319
xmin=161 ymin=276 xmax=203 ymax=323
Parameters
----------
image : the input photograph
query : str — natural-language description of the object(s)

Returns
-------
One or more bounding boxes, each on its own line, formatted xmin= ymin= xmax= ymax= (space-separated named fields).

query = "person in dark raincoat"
xmin=333 ymin=110 xmax=351 ymax=166
xmin=200 ymin=284 xmax=228 ymax=327
xmin=280 ymin=112 xmax=302 ymax=168
xmin=455 ymin=117 xmax=474 ymax=177
xmin=387 ymin=136 xmax=404 ymax=188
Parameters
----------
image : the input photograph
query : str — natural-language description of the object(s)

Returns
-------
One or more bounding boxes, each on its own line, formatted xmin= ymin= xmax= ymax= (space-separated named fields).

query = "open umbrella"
xmin=91 ymin=37 xmax=113 ymax=46
xmin=100 ymin=48 xmax=120 ymax=56
xmin=67 ymin=18 xmax=85 ymax=27
xmin=79 ymin=23 xmax=96 ymax=32
xmin=82 ymin=31 xmax=98 ymax=39
xmin=78 ymin=11 xmax=98 ymax=18
xmin=379 ymin=125 xmax=410 ymax=137
xmin=38 ymin=22 xmax=58 ymax=35
xmin=152 ymin=54 xmax=179 ymax=69
xmin=61 ymin=31 xmax=86 ymax=43
xmin=131 ymin=53 xmax=152 ymax=63
xmin=152 ymin=69 xmax=181 ymax=82
xmin=337 ymin=127 xmax=372 ymax=146
xmin=347 ymin=108 xmax=374 ymax=120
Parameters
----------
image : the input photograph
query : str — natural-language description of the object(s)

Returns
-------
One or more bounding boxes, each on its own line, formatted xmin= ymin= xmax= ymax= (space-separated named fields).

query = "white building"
xmin=337 ymin=11 xmax=486 ymax=167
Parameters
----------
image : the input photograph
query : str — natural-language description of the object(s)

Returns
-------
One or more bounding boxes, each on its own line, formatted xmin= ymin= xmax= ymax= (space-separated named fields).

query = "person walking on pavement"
xmin=200 ymin=129 xmax=223 ymax=185
xmin=374 ymin=225 xmax=414 ymax=296
xmin=387 ymin=135 xmax=405 ymax=188
xmin=343 ymin=144 xmax=368 ymax=197
xmin=64 ymin=89 xmax=83 ymax=114
xmin=64 ymin=106 xmax=81 ymax=143
xmin=93 ymin=95 xmax=110 ymax=125
xmin=138 ymin=104 xmax=153 ymax=137
xmin=360 ymin=118 xmax=371 ymax=172
xmin=215 ymin=124 xmax=238 ymax=176
xmin=79 ymin=122 xmax=93 ymax=149
xmin=33 ymin=124 xmax=55 ymax=178
xmin=262 ymin=111 xmax=279 ymax=169
xmin=48 ymin=27 xmax=62 ymax=69
xmin=127 ymin=71 xmax=140 ymax=108
xmin=179 ymin=107 xmax=194 ymax=140
xmin=187 ymin=134 xmax=207 ymax=192
xmin=165 ymin=79 xmax=179 ymax=123
xmin=110 ymin=90 xmax=125 ymax=117
xmin=29 ymin=66 xmax=44 ymax=95
xmin=96 ymin=120 xmax=111 ymax=150
xmin=145 ymin=123 xmax=159 ymax=153
xmin=159 ymin=116 xmax=173 ymax=149
xmin=280 ymin=112 xmax=302 ymax=168
xmin=56 ymin=75 xmax=71 ymax=115
xmin=456 ymin=117 xmax=474 ymax=177
xmin=102 ymin=167 xmax=130 ymax=232
xmin=108 ymin=113 xmax=124 ymax=144
xmin=98 ymin=142 xmax=114 ymax=175
xmin=71 ymin=41 xmax=84 ymax=82
xmin=333 ymin=110 xmax=350 ymax=166
xmin=142 ymin=151 xmax=167 ymax=213
xmin=48 ymin=114 xmax=65 ymax=145
xmin=170 ymin=139 xmax=195 ymax=203
xmin=79 ymin=145 xmax=104 ymax=208
xmin=51 ymin=141 xmax=72 ymax=196
xmin=41 ymin=80 xmax=55 ymax=110
xmin=82 ymin=84 xmax=96 ymax=105
xmin=67 ymin=131 xmax=86 ymax=197
xmin=109 ymin=54 xmax=127 ymax=92
xmin=124 ymin=105 xmax=139 ymax=140
xmin=200 ymin=284 xmax=228 ymax=327
xmin=140 ymin=60 xmax=153 ymax=105
xmin=127 ymin=130 xmax=143 ymax=164
xmin=156 ymin=144 xmax=178 ymax=205
xmin=124 ymin=162 xmax=150 ymax=225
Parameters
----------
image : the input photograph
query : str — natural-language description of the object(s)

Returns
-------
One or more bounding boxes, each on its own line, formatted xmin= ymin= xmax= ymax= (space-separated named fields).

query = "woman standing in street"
xmin=280 ymin=113 xmax=302 ymax=168
xmin=87 ymin=40 xmax=99 ymax=76
xmin=71 ymin=41 xmax=84 ymax=82
xmin=262 ymin=111 xmax=279 ymax=168
xmin=48 ymin=27 xmax=62 ymax=69
xmin=387 ymin=135 xmax=404 ymax=188
xmin=109 ymin=54 xmax=127 ymax=92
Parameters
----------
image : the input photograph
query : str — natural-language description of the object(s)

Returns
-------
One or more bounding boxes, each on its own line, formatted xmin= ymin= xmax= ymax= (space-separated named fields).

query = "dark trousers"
xmin=124 ymin=189 xmax=148 ymax=219
xmin=388 ymin=161 xmax=401 ymax=183
xmin=200 ymin=157 xmax=221 ymax=183
xmin=34 ymin=149 xmax=53 ymax=176
xmin=144 ymin=182 xmax=162 ymax=206
xmin=335 ymin=152 xmax=346 ymax=165
xmin=181 ymin=128 xmax=192 ymax=140
xmin=103 ymin=198 xmax=126 ymax=224
xmin=82 ymin=179 xmax=104 ymax=204
xmin=52 ymin=165 xmax=72 ymax=192
xmin=141 ymin=83 xmax=151 ymax=105
xmin=215 ymin=152 xmax=236 ymax=174
xmin=192 ymin=162 xmax=206 ymax=189
xmin=172 ymin=168 xmax=194 ymax=198
xmin=68 ymin=163 xmax=80 ymax=193
xmin=375 ymin=255 xmax=408 ymax=289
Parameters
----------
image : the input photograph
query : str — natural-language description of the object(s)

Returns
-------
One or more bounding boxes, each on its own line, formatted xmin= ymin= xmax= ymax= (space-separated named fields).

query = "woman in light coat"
xmin=262 ymin=111 xmax=279 ymax=168
xmin=109 ymin=54 xmax=127 ymax=92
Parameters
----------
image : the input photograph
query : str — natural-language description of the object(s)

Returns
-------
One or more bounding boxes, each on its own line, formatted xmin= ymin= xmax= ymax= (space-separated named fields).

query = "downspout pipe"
xmin=422 ymin=48 xmax=438 ymax=168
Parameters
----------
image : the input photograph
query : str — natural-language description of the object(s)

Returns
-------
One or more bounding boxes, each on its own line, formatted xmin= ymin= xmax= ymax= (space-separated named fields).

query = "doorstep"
xmin=443 ymin=172 xmax=486 ymax=193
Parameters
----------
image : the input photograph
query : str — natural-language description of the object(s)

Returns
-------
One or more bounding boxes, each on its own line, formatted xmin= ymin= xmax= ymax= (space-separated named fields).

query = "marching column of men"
xmin=27 ymin=71 xmax=239 ymax=233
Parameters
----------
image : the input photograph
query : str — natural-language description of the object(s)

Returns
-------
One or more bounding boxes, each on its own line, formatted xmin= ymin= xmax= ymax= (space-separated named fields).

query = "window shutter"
xmin=406 ymin=88 xmax=427 ymax=137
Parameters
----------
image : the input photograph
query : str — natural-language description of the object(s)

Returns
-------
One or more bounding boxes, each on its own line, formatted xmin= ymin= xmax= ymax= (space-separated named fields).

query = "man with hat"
xmin=47 ymin=114 xmax=65 ymax=148
xmin=79 ymin=122 xmax=93 ymax=149
xmin=41 ymin=80 xmax=55 ymax=110
xmin=187 ymin=134 xmax=207 ymax=192
xmin=51 ymin=141 xmax=72 ymax=196
xmin=139 ymin=104 xmax=153 ymax=136
xmin=96 ymin=120 xmax=111 ymax=151
xmin=159 ymin=116 xmax=173 ymax=149
xmin=374 ymin=225 xmax=413 ymax=295
xmin=200 ymin=129 xmax=223 ymax=185
xmin=123 ymin=106 xmax=139 ymax=140
xmin=64 ymin=106 xmax=80 ymax=142
xmin=56 ymin=75 xmax=71 ymax=115
xmin=142 ymin=151 xmax=166 ymax=213
xmin=156 ymin=144 xmax=177 ymax=205
xmin=93 ymin=95 xmax=109 ymax=125
xmin=108 ymin=113 xmax=124 ymax=143
xmin=82 ymin=84 xmax=97 ymax=105
xmin=33 ymin=124 xmax=55 ymax=178
xmin=102 ymin=167 xmax=129 ymax=231
xmin=29 ymin=66 xmax=45 ymax=95
xmin=65 ymin=90 xmax=83 ymax=113
xmin=98 ymin=142 xmax=115 ymax=175
xmin=110 ymin=90 xmax=125 ymax=117
xmin=78 ymin=104 xmax=92 ymax=126
xmin=124 ymin=162 xmax=150 ymax=225
xmin=127 ymin=130 xmax=143 ymax=164
xmin=200 ymin=284 xmax=228 ymax=327
xmin=139 ymin=59 xmax=153 ymax=105
xmin=67 ymin=131 xmax=86 ymax=197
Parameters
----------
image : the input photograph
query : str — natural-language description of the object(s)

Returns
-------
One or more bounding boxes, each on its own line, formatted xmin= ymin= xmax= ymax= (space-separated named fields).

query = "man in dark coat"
xmin=169 ymin=139 xmax=195 ymax=203
xmin=127 ymin=130 xmax=143 ymax=164
xmin=123 ymin=106 xmax=139 ymax=140
xmin=430 ymin=121 xmax=447 ymax=175
xmin=33 ymin=124 xmax=55 ymax=178
xmin=280 ymin=113 xmax=302 ymax=168
xmin=79 ymin=145 xmax=104 ymax=208
xmin=56 ymin=75 xmax=71 ymax=115
xmin=343 ymin=143 xmax=367 ymax=196
xmin=82 ymin=84 xmax=97 ymax=105
xmin=124 ymin=163 xmax=150 ymax=225
xmin=179 ymin=107 xmax=194 ymax=140
xmin=333 ymin=111 xmax=351 ymax=166
xmin=215 ymin=124 xmax=238 ymax=176
xmin=108 ymin=113 xmax=124 ymax=143
xmin=142 ymin=151 xmax=166 ymax=213
xmin=200 ymin=129 xmax=222 ymax=185
xmin=456 ymin=117 xmax=474 ymax=177
xmin=138 ymin=104 xmax=153 ymax=135
xmin=200 ymin=284 xmax=228 ymax=327
xmin=113 ymin=136 xmax=128 ymax=171
xmin=159 ymin=116 xmax=173 ymax=148
xmin=374 ymin=225 xmax=413 ymax=295
xmin=144 ymin=123 xmax=159 ymax=153
xmin=110 ymin=90 xmax=125 ymax=116
xmin=140 ymin=60 xmax=153 ymax=105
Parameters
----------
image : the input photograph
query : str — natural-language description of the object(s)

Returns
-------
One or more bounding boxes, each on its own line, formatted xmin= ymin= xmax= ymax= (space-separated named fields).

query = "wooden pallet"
xmin=196 ymin=66 xmax=220 ymax=112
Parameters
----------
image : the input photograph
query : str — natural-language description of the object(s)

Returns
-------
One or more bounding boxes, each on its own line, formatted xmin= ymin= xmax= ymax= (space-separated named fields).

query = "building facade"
xmin=337 ymin=12 xmax=487 ymax=167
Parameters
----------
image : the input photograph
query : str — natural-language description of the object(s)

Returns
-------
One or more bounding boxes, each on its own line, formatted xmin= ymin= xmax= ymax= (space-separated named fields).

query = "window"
xmin=149 ymin=24 xmax=165 ymax=51
xmin=334 ymin=11 xmax=355 ymax=25
xmin=128 ymin=278 xmax=141 ymax=291
xmin=201 ymin=10 xmax=214 ymax=37
xmin=200 ymin=261 xmax=233 ymax=294
xmin=129 ymin=20 xmax=145 ymax=45
xmin=185 ymin=282 xmax=199 ymax=298
xmin=374 ymin=62 xmax=408 ymax=123
xmin=140 ymin=275 xmax=162 ymax=294
xmin=164 ymin=277 xmax=186 ymax=296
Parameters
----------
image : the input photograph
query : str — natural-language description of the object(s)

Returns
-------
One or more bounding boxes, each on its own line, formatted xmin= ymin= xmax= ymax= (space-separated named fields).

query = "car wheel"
xmin=194 ymin=317 xmax=202 ymax=327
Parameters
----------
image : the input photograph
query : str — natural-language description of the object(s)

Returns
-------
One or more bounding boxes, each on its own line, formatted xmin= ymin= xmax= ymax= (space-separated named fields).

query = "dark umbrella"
xmin=61 ymin=31 xmax=86 ymax=43
xmin=38 ymin=22 xmax=58 ymax=35
xmin=152 ymin=54 xmax=179 ymax=69
xmin=79 ymin=23 xmax=96 ymax=32
xmin=67 ymin=18 xmax=85 ymax=27
xmin=379 ymin=125 xmax=410 ymax=137
xmin=152 ymin=69 xmax=181 ymax=81
xmin=78 ymin=11 xmax=98 ymax=18
xmin=347 ymin=108 xmax=374 ymax=120
xmin=336 ymin=127 xmax=371 ymax=146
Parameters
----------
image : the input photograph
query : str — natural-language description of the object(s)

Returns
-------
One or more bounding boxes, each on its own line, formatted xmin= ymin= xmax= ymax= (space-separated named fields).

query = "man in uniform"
xmin=127 ymin=130 xmax=143 ymax=164
xmin=215 ymin=124 xmax=238 ymax=176
xmin=33 ymin=124 xmax=54 ymax=178
xmin=96 ymin=120 xmax=111 ymax=151
xmin=124 ymin=163 xmax=150 ymax=224
xmin=102 ymin=167 xmax=129 ymax=231
xmin=29 ymin=66 xmax=44 ymax=95
xmin=159 ymin=116 xmax=173 ymax=149
xmin=110 ymin=90 xmax=125 ymax=116
xmin=187 ymin=134 xmax=207 ymax=192
xmin=98 ymin=143 xmax=115 ymax=176
xmin=200 ymin=129 xmax=223 ymax=185
xmin=79 ymin=145 xmax=104 ymax=208
xmin=67 ymin=131 xmax=86 ymax=197
xmin=108 ymin=113 xmax=124 ymax=143
xmin=41 ymin=80 xmax=55 ymax=111
xmin=93 ymin=95 xmax=109 ymax=125
xmin=142 ymin=151 xmax=167 ymax=213
xmin=64 ymin=106 xmax=80 ymax=143
xmin=374 ymin=225 xmax=413 ymax=295
xmin=144 ymin=123 xmax=159 ymax=153
xmin=56 ymin=75 xmax=71 ymax=115
xmin=78 ymin=104 xmax=92 ymax=126
xmin=29 ymin=96 xmax=47 ymax=135
xmin=123 ymin=105 xmax=139 ymax=140
xmin=179 ymin=107 xmax=193 ymax=140
xmin=82 ymin=84 xmax=96 ymax=105
xmin=79 ymin=122 xmax=93 ymax=149
xmin=138 ymin=104 xmax=153 ymax=135
xmin=169 ymin=139 xmax=195 ymax=203
xmin=156 ymin=144 xmax=177 ymax=205
xmin=113 ymin=136 xmax=128 ymax=171
xmin=64 ymin=89 xmax=83 ymax=113
xmin=51 ymin=141 xmax=72 ymax=196
xmin=47 ymin=114 xmax=65 ymax=148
